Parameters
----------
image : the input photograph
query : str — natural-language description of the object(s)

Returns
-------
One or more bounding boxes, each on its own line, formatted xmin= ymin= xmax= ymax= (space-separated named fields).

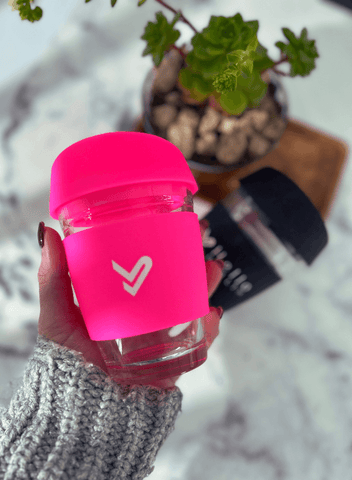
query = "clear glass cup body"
xmin=221 ymin=186 xmax=308 ymax=279
xmin=58 ymin=182 xmax=208 ymax=385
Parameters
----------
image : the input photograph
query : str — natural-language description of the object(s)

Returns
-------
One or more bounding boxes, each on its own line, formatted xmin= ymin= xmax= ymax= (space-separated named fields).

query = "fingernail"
xmin=38 ymin=221 xmax=45 ymax=249
xmin=214 ymin=259 xmax=225 ymax=269
xmin=216 ymin=306 xmax=224 ymax=319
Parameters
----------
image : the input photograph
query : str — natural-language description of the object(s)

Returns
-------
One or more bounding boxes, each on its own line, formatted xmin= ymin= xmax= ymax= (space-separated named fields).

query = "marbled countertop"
xmin=0 ymin=0 xmax=351 ymax=478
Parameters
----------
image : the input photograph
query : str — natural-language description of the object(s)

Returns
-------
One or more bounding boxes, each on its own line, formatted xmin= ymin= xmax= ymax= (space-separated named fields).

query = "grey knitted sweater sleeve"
xmin=0 ymin=334 xmax=183 ymax=480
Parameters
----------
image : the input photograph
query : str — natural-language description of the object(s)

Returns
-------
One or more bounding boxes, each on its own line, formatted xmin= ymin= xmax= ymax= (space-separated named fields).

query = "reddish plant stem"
xmin=155 ymin=0 xmax=198 ymax=34
xmin=266 ymin=53 xmax=290 ymax=76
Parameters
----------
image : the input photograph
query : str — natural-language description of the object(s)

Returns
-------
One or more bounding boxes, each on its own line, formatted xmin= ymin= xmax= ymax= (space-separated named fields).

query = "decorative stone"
xmin=152 ymin=49 xmax=184 ymax=94
xmin=248 ymin=109 xmax=270 ymax=132
xmin=248 ymin=133 xmax=271 ymax=157
xmin=166 ymin=122 xmax=196 ymax=159
xmin=237 ymin=119 xmax=255 ymax=138
xmin=217 ymin=117 xmax=243 ymax=135
xmin=164 ymin=91 xmax=182 ymax=106
xmin=195 ymin=132 xmax=218 ymax=156
xmin=258 ymin=96 xmax=277 ymax=117
xmin=218 ymin=113 xmax=254 ymax=138
xmin=177 ymin=107 xmax=200 ymax=130
xmin=152 ymin=104 xmax=178 ymax=131
xmin=216 ymin=131 xmax=248 ymax=165
xmin=239 ymin=110 xmax=255 ymax=126
xmin=262 ymin=117 xmax=287 ymax=141
xmin=198 ymin=106 xmax=222 ymax=136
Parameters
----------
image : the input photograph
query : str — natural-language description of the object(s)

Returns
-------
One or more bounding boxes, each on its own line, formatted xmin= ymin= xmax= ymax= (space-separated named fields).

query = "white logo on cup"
xmin=112 ymin=256 xmax=153 ymax=297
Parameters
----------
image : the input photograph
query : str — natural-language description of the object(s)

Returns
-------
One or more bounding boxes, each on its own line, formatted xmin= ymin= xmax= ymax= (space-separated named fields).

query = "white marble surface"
xmin=0 ymin=0 xmax=351 ymax=478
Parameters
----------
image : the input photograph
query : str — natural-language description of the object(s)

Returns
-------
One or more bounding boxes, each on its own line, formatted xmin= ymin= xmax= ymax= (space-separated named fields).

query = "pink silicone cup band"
xmin=63 ymin=211 xmax=210 ymax=340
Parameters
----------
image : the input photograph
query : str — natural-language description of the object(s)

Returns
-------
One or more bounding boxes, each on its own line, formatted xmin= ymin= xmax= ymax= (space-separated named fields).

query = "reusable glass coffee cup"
xmin=201 ymin=167 xmax=328 ymax=311
xmin=49 ymin=132 xmax=210 ymax=385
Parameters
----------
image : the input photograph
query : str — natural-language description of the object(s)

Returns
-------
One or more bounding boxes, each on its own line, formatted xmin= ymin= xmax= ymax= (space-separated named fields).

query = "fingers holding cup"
xmin=199 ymin=218 xmax=224 ymax=298
xmin=199 ymin=217 xmax=224 ymax=348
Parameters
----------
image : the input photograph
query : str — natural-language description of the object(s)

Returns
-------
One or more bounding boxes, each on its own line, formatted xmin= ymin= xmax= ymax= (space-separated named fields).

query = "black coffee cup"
xmin=201 ymin=168 xmax=328 ymax=311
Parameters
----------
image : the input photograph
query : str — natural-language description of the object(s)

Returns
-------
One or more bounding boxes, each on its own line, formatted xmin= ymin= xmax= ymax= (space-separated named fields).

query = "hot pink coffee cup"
xmin=49 ymin=132 xmax=210 ymax=383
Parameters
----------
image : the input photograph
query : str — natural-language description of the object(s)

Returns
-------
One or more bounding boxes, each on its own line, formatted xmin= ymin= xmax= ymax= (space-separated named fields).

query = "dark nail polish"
xmin=38 ymin=221 xmax=45 ymax=249
xmin=216 ymin=306 xmax=224 ymax=319
xmin=200 ymin=218 xmax=210 ymax=229
xmin=215 ymin=259 xmax=225 ymax=269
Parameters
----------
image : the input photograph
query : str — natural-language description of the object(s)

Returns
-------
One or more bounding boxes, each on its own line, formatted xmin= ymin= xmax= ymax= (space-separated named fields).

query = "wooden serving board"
xmin=132 ymin=115 xmax=349 ymax=221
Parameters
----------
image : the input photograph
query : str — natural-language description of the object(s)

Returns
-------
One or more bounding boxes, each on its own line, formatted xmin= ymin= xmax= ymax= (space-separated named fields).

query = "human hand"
xmin=37 ymin=219 xmax=224 ymax=388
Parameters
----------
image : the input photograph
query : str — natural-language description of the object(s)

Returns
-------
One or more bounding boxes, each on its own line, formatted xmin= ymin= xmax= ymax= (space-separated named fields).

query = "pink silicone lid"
xmin=49 ymin=132 xmax=199 ymax=220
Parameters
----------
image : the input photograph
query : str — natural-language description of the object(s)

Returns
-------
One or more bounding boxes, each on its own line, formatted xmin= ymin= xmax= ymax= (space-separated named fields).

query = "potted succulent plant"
xmin=11 ymin=0 xmax=319 ymax=173
xmin=138 ymin=3 xmax=319 ymax=173
xmin=140 ymin=41 xmax=290 ymax=174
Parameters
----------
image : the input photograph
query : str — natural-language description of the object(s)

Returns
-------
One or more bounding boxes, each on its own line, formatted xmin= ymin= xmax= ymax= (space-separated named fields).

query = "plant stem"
xmin=154 ymin=0 xmax=199 ymax=34
xmin=275 ymin=53 xmax=289 ymax=68
xmin=271 ymin=68 xmax=289 ymax=77
xmin=262 ymin=53 xmax=290 ymax=76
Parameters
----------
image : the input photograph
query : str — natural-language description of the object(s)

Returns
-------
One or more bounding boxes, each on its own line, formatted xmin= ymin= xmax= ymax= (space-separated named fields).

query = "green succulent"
xmin=141 ymin=11 xmax=319 ymax=115
xmin=12 ymin=0 xmax=319 ymax=116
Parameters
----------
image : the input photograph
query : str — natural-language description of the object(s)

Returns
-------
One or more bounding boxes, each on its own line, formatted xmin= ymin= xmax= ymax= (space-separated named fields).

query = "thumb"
xmin=37 ymin=225 xmax=85 ymax=339
xmin=38 ymin=225 xmax=70 ymax=283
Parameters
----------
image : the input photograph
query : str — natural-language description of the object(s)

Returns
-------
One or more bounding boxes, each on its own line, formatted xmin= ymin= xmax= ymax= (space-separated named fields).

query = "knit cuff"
xmin=0 ymin=335 xmax=183 ymax=479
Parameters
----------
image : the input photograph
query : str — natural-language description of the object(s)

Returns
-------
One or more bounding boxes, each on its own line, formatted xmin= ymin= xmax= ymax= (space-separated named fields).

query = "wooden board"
xmin=132 ymin=115 xmax=350 ymax=221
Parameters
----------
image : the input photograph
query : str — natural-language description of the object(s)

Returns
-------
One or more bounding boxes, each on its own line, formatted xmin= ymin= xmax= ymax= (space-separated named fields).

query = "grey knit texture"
xmin=0 ymin=335 xmax=183 ymax=479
